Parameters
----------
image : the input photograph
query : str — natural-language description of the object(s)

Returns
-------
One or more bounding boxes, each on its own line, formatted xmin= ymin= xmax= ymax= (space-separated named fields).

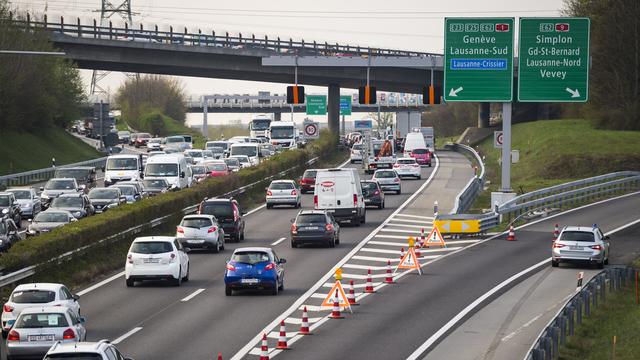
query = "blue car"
xmin=224 ymin=247 xmax=286 ymax=296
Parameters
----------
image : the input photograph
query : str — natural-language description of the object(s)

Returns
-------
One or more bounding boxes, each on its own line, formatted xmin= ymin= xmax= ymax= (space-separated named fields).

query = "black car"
xmin=142 ymin=179 xmax=171 ymax=196
xmin=49 ymin=193 xmax=95 ymax=219
xmin=0 ymin=192 xmax=22 ymax=228
xmin=198 ymin=198 xmax=245 ymax=242
xmin=290 ymin=210 xmax=340 ymax=248
xmin=360 ymin=180 xmax=385 ymax=209
xmin=54 ymin=167 xmax=97 ymax=193
xmin=0 ymin=218 xmax=21 ymax=251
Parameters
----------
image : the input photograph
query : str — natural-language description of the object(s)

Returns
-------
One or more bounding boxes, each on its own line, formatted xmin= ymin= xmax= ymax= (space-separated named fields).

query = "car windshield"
xmin=375 ymin=171 xmax=397 ymax=178
xmin=270 ymin=182 xmax=294 ymax=190
xmin=149 ymin=138 xmax=161 ymax=144
xmin=143 ymin=179 xmax=168 ymax=188
xmin=209 ymin=147 xmax=223 ymax=154
xmin=207 ymin=164 xmax=227 ymax=171
xmin=8 ymin=190 xmax=31 ymax=200
xmin=51 ymin=197 xmax=83 ymax=208
xmin=208 ymin=142 xmax=229 ymax=150
xmin=166 ymin=136 xmax=185 ymax=144
xmin=138 ymin=133 xmax=151 ymax=139
xmin=224 ymin=159 xmax=239 ymax=167
xmin=233 ymin=156 xmax=249 ymax=164
xmin=296 ymin=214 xmax=327 ymax=224
xmin=16 ymin=313 xmax=69 ymax=328
xmin=412 ymin=148 xmax=429 ymax=154
xmin=35 ymin=212 xmax=69 ymax=223
xmin=352 ymin=144 xmax=363 ymax=150
xmin=130 ymin=241 xmax=173 ymax=254
xmin=251 ymin=119 xmax=271 ymax=130
xmin=45 ymin=355 xmax=103 ymax=359
xmin=202 ymin=151 xmax=214 ymax=158
xmin=231 ymin=146 xmax=258 ymax=157
xmin=191 ymin=166 xmax=206 ymax=175
xmin=89 ymin=189 xmax=119 ymax=199
xmin=231 ymin=251 xmax=270 ymax=264
xmin=114 ymin=186 xmax=136 ymax=196
xmin=45 ymin=180 xmax=76 ymax=190
xmin=303 ymin=170 xmax=317 ymax=178
xmin=146 ymin=163 xmax=179 ymax=177
xmin=270 ymin=127 xmax=295 ymax=139
xmin=186 ymin=151 xmax=203 ymax=158
xmin=181 ymin=217 xmax=213 ymax=228
xmin=0 ymin=195 xmax=10 ymax=206
xmin=11 ymin=289 xmax=56 ymax=303
xmin=201 ymin=202 xmax=233 ymax=217
xmin=118 ymin=131 xmax=130 ymax=137
xmin=398 ymin=159 xmax=416 ymax=164
xmin=560 ymin=231 xmax=595 ymax=242
xmin=106 ymin=158 xmax=138 ymax=171
xmin=54 ymin=169 xmax=90 ymax=180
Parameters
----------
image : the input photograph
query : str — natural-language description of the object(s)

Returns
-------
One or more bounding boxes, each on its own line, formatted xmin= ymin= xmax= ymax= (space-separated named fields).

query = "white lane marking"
xmin=112 ymin=327 xmax=143 ymax=345
xmin=310 ymin=293 xmax=327 ymax=299
xmin=375 ymin=234 xmax=428 ymax=240
xmin=340 ymin=273 xmax=389 ymax=280
xmin=384 ymin=223 xmax=433 ymax=229
xmin=267 ymin=331 xmax=299 ymax=339
xmin=342 ymin=263 xmax=389 ymax=270
xmin=369 ymin=240 xmax=414 ymax=247
xmin=284 ymin=317 xmax=323 ymax=325
xmin=361 ymin=247 xmax=461 ymax=255
xmin=77 ymin=271 xmax=124 ymax=296
xmin=351 ymin=254 xmax=441 ymax=263
xmin=231 ymin=156 xmax=441 ymax=360
xmin=500 ymin=292 xmax=573 ymax=342
xmin=245 ymin=204 xmax=266 ymax=216
xmin=386 ymin=218 xmax=434 ymax=224
xmin=323 ymin=281 xmax=383 ymax=289
xmin=180 ymin=288 xmax=205 ymax=302
xmin=604 ymin=217 xmax=640 ymax=235
xmin=379 ymin=228 xmax=428 ymax=234
xmin=394 ymin=214 xmax=435 ymax=220
xmin=271 ymin=237 xmax=287 ymax=246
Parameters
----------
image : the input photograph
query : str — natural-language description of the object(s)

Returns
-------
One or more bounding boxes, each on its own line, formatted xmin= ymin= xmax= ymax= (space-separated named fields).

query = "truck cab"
xmin=269 ymin=122 xmax=297 ymax=149
xmin=364 ymin=138 xmax=396 ymax=174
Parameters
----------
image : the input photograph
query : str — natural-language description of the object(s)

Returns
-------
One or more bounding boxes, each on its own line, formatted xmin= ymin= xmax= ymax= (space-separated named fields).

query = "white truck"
xmin=249 ymin=114 xmax=272 ymax=139
xmin=364 ymin=138 xmax=396 ymax=174
xmin=269 ymin=121 xmax=297 ymax=149
xmin=395 ymin=112 xmax=422 ymax=139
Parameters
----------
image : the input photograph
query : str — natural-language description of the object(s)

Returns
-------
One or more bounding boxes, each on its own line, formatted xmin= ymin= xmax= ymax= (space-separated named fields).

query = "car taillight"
xmin=353 ymin=194 xmax=358 ymax=206
xmin=3 ymin=304 xmax=13 ymax=313
xmin=177 ymin=226 xmax=184 ymax=234
xmin=326 ymin=223 xmax=334 ymax=232
xmin=63 ymin=328 xmax=75 ymax=339
xmin=264 ymin=263 xmax=275 ymax=271
xmin=552 ymin=243 xmax=565 ymax=248
xmin=170 ymin=253 xmax=176 ymax=262
xmin=394 ymin=178 xmax=400 ymax=183
xmin=267 ymin=190 xmax=272 ymax=196
xmin=127 ymin=254 xmax=133 ymax=264
xmin=590 ymin=245 xmax=603 ymax=250
xmin=393 ymin=164 xmax=400 ymax=168
xmin=291 ymin=189 xmax=297 ymax=196
xmin=7 ymin=330 xmax=19 ymax=341
xmin=208 ymin=226 xmax=217 ymax=233
xmin=291 ymin=224 xmax=297 ymax=234
xmin=314 ymin=195 xmax=318 ymax=209
xmin=226 ymin=263 xmax=236 ymax=271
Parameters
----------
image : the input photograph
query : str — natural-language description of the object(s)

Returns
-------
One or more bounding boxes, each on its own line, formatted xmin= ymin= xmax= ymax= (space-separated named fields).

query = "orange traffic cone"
xmin=553 ymin=224 xmax=560 ymax=241
xmin=329 ymin=290 xmax=344 ymax=319
xmin=299 ymin=306 xmax=311 ymax=335
xmin=365 ymin=268 xmax=375 ymax=293
xmin=384 ymin=260 xmax=395 ymax=284
xmin=259 ymin=333 xmax=269 ymax=360
xmin=347 ymin=280 xmax=359 ymax=305
xmin=507 ymin=226 xmax=516 ymax=241
xmin=276 ymin=320 xmax=290 ymax=350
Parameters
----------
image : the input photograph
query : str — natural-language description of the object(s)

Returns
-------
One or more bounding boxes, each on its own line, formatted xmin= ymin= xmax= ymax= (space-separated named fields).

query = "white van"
xmin=229 ymin=143 xmax=261 ymax=166
xmin=403 ymin=132 xmax=428 ymax=154
xmin=314 ymin=168 xmax=366 ymax=225
xmin=144 ymin=154 xmax=192 ymax=189
xmin=104 ymin=154 xmax=143 ymax=186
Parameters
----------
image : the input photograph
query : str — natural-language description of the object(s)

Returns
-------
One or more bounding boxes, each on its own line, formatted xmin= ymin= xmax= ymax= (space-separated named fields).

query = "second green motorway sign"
xmin=518 ymin=18 xmax=590 ymax=102
xmin=444 ymin=18 xmax=515 ymax=102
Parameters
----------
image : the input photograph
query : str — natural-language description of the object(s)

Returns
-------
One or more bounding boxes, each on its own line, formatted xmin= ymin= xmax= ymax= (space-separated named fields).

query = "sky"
xmin=9 ymin=0 xmax=566 ymax=124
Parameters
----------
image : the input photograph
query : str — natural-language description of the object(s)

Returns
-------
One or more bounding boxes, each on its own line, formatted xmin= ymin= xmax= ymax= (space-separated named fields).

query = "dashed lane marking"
xmin=271 ymin=237 xmax=287 ymax=246
xmin=379 ymin=228 xmax=429 ymax=234
xmin=112 ymin=327 xmax=143 ymax=345
xmin=385 ymin=218 xmax=433 ymax=224
xmin=181 ymin=288 xmax=205 ymax=302
xmin=383 ymin=223 xmax=433 ymax=229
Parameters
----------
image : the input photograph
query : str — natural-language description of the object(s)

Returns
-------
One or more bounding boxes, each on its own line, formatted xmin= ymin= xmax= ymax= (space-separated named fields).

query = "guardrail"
xmin=9 ymin=12 xmax=439 ymax=59
xmin=447 ymin=143 xmax=486 ymax=214
xmin=525 ymin=266 xmax=636 ymax=360
xmin=0 ymin=157 xmax=108 ymax=189
xmin=0 ymin=156 xmax=319 ymax=289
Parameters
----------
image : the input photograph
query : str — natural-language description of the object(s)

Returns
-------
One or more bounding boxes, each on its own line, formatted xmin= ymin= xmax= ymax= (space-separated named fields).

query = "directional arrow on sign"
xmin=448 ymin=87 xmax=463 ymax=97
xmin=565 ymin=88 xmax=581 ymax=98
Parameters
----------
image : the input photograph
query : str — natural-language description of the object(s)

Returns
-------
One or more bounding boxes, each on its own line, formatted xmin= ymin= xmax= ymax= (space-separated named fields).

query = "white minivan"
xmin=314 ymin=168 xmax=366 ymax=225
xmin=103 ymin=154 xmax=143 ymax=186
xmin=229 ymin=143 xmax=261 ymax=166
xmin=402 ymin=132 xmax=428 ymax=154
xmin=144 ymin=154 xmax=192 ymax=190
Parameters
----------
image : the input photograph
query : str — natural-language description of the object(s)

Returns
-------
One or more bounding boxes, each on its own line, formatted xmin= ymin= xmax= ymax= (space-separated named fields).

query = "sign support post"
xmin=501 ymin=102 xmax=512 ymax=191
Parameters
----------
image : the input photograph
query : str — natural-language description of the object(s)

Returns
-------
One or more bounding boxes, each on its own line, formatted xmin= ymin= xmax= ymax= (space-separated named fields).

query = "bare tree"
xmin=369 ymin=112 xmax=394 ymax=131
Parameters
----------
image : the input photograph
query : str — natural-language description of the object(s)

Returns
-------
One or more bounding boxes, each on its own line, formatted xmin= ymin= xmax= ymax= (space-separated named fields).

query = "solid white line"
xmin=245 ymin=204 xmax=266 ymax=216
xmin=386 ymin=218 xmax=434 ymax=224
xmin=230 ymin=155 xmax=441 ymax=360
xmin=77 ymin=271 xmax=124 ymax=296
xmin=180 ymin=288 xmax=205 ymax=302
xmin=271 ymin=237 xmax=287 ymax=246
xmin=374 ymin=234 xmax=425 ymax=240
xmin=112 ymin=327 xmax=143 ymax=345
xmin=361 ymin=247 xmax=461 ymax=255
xmin=342 ymin=263 xmax=389 ymax=270
xmin=394 ymin=214 xmax=435 ymax=220
xmin=379 ymin=228 xmax=426 ymax=234
xmin=604 ymin=217 xmax=640 ymax=236
xmin=385 ymin=223 xmax=433 ymax=229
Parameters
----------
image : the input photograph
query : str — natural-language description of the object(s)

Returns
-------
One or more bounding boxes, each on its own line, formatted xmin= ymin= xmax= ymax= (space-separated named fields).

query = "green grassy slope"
xmin=0 ymin=127 xmax=102 ymax=175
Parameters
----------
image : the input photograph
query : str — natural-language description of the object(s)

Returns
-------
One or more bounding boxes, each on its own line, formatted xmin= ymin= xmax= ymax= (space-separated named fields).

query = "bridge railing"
xmin=9 ymin=12 xmax=441 ymax=59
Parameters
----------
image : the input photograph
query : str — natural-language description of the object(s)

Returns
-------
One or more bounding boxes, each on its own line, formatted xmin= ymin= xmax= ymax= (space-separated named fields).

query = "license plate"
xmin=570 ymin=246 xmax=584 ymax=250
xmin=304 ymin=226 xmax=320 ymax=230
xmin=241 ymin=278 xmax=259 ymax=284
xmin=188 ymin=240 xmax=205 ymax=243
xmin=143 ymin=258 xmax=160 ymax=263
xmin=29 ymin=334 xmax=54 ymax=342
xmin=364 ymin=199 xmax=371 ymax=203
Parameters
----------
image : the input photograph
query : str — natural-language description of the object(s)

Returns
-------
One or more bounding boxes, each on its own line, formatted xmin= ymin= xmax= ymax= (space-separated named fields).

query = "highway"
xmin=65 ymin=150 xmax=472 ymax=359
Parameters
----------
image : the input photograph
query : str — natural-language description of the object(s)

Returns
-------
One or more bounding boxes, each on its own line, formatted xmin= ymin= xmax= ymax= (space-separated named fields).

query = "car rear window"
xmin=375 ymin=171 xmax=396 ymax=178
xmin=303 ymin=170 xmax=317 ymax=178
xmin=16 ymin=313 xmax=68 ymax=328
xmin=130 ymin=241 xmax=174 ymax=254
xmin=207 ymin=164 xmax=227 ymax=171
xmin=11 ymin=290 xmax=55 ymax=303
xmin=45 ymin=355 xmax=103 ymax=360
xmin=191 ymin=166 xmax=206 ymax=175
xmin=412 ymin=148 xmax=429 ymax=154
xmin=270 ymin=182 xmax=294 ymax=190
xmin=560 ymin=231 xmax=595 ymax=242
xmin=360 ymin=182 xmax=377 ymax=190
xmin=201 ymin=202 xmax=233 ymax=217
xmin=231 ymin=251 xmax=270 ymax=264
xmin=181 ymin=218 xmax=213 ymax=228
xmin=397 ymin=159 xmax=416 ymax=164
xmin=296 ymin=214 xmax=327 ymax=224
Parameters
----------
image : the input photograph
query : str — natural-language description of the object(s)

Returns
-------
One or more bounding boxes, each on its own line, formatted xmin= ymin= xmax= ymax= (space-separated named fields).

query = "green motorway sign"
xmin=444 ymin=18 xmax=514 ymax=102
xmin=340 ymin=95 xmax=352 ymax=115
xmin=518 ymin=18 xmax=590 ymax=102
xmin=306 ymin=95 xmax=326 ymax=115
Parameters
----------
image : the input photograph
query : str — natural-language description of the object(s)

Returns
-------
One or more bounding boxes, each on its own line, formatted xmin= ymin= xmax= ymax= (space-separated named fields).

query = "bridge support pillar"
xmin=274 ymin=112 xmax=281 ymax=122
xmin=328 ymin=84 xmax=340 ymax=139
xmin=478 ymin=103 xmax=490 ymax=128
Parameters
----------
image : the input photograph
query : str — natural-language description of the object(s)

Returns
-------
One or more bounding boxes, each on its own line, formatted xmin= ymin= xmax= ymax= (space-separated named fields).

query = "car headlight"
xmin=74 ymin=211 xmax=82 ymax=217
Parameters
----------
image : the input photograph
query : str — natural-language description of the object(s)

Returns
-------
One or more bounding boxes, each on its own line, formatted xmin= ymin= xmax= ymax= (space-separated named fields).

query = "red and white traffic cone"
xmin=276 ymin=320 xmax=290 ymax=350
xmin=400 ymin=247 xmax=405 ymax=260
xmin=553 ymin=224 xmax=560 ymax=241
xmin=329 ymin=290 xmax=344 ymax=319
xmin=217 ymin=353 xmax=223 ymax=360
xmin=259 ymin=333 xmax=269 ymax=360
xmin=507 ymin=226 xmax=516 ymax=241
xmin=347 ymin=280 xmax=359 ymax=305
xmin=385 ymin=260 xmax=395 ymax=284
xmin=365 ymin=268 xmax=375 ymax=293
xmin=299 ymin=306 xmax=311 ymax=335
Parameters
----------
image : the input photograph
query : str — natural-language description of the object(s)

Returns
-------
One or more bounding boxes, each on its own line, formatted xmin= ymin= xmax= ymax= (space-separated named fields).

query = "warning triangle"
xmin=424 ymin=227 xmax=446 ymax=248
xmin=396 ymin=247 xmax=422 ymax=275
xmin=321 ymin=281 xmax=351 ymax=308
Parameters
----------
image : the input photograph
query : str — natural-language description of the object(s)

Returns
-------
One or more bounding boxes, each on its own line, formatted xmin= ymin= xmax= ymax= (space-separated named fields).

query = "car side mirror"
xmin=180 ymin=171 xmax=186 ymax=178
xmin=279 ymin=259 xmax=286 ymax=264
xmin=290 ymin=218 xmax=295 ymax=223
xmin=183 ymin=247 xmax=191 ymax=253
xmin=70 ymin=218 xmax=78 ymax=222
xmin=120 ymin=196 xmax=127 ymax=203
xmin=101 ymin=167 xmax=105 ymax=172
xmin=39 ymin=187 xmax=44 ymax=192
xmin=604 ymin=235 xmax=610 ymax=240
xmin=79 ymin=316 xmax=86 ymax=324
xmin=73 ymin=294 xmax=80 ymax=301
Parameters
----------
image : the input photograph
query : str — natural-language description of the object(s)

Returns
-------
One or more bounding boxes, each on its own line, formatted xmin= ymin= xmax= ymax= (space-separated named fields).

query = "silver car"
xmin=552 ymin=225 xmax=610 ymax=268
xmin=6 ymin=188 xmax=41 ymax=219
xmin=39 ymin=178 xmax=82 ymax=208
xmin=27 ymin=210 xmax=77 ymax=236
xmin=266 ymin=180 xmax=301 ymax=209
xmin=6 ymin=306 xmax=86 ymax=359
xmin=372 ymin=169 xmax=402 ymax=194
xmin=175 ymin=215 xmax=224 ymax=252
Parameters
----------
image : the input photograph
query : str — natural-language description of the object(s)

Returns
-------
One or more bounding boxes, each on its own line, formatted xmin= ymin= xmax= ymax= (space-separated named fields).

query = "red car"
xmin=134 ymin=133 xmax=152 ymax=148
xmin=298 ymin=169 xmax=317 ymax=194
xmin=206 ymin=162 xmax=230 ymax=177
xmin=407 ymin=148 xmax=432 ymax=167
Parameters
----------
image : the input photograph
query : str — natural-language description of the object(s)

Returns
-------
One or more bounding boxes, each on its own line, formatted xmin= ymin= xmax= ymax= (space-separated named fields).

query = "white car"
xmin=393 ymin=157 xmax=422 ymax=179
xmin=146 ymin=138 xmax=162 ymax=152
xmin=176 ymin=215 xmax=225 ymax=253
xmin=350 ymin=143 xmax=364 ymax=163
xmin=229 ymin=155 xmax=251 ymax=168
xmin=46 ymin=340 xmax=133 ymax=360
xmin=125 ymin=236 xmax=190 ymax=287
xmin=2 ymin=283 xmax=81 ymax=337
xmin=184 ymin=149 xmax=205 ymax=164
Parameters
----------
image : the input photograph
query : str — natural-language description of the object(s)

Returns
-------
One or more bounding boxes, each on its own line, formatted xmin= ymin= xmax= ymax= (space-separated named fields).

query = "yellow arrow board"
xmin=435 ymin=219 xmax=481 ymax=234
